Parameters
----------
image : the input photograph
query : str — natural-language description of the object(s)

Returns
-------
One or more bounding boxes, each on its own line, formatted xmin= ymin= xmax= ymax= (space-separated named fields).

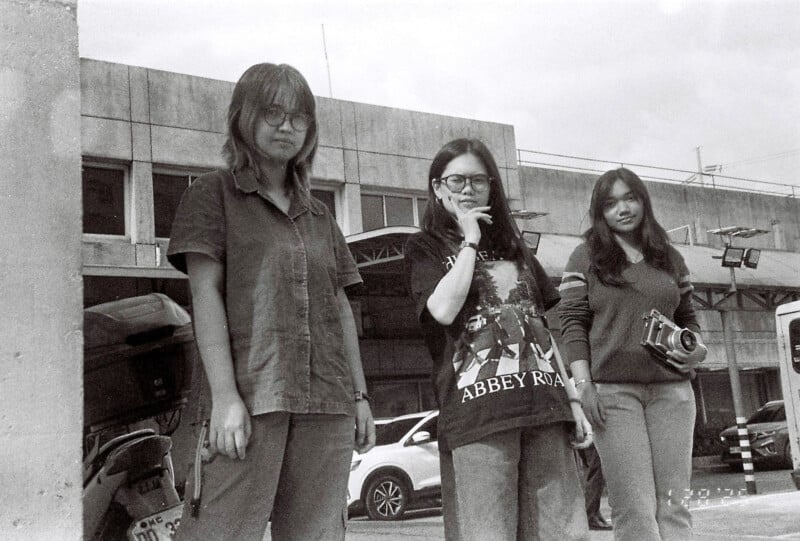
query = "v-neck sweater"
xmin=557 ymin=242 xmax=700 ymax=383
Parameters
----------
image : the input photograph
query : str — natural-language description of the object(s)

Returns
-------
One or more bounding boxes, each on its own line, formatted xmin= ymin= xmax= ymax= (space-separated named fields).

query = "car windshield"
xmin=748 ymin=404 xmax=784 ymax=424
xmin=375 ymin=417 xmax=424 ymax=446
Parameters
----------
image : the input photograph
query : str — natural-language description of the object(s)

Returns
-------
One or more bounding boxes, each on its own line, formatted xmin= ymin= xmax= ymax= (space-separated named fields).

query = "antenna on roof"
xmin=321 ymin=24 xmax=333 ymax=98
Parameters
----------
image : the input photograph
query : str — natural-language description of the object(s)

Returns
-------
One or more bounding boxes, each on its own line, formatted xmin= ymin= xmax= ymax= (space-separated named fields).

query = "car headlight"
xmin=350 ymin=458 xmax=362 ymax=472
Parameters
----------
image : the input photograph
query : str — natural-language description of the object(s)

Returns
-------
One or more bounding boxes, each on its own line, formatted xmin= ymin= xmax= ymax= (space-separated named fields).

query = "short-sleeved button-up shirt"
xmin=167 ymin=168 xmax=362 ymax=417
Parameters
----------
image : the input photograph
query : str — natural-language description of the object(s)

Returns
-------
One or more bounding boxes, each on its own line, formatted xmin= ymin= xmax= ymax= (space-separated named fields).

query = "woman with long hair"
xmin=168 ymin=63 xmax=375 ymax=540
xmin=558 ymin=167 xmax=707 ymax=540
xmin=406 ymin=138 xmax=591 ymax=541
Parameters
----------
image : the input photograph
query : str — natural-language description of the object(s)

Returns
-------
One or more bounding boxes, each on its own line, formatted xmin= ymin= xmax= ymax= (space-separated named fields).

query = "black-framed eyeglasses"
xmin=263 ymin=105 xmax=312 ymax=131
xmin=436 ymin=174 xmax=493 ymax=193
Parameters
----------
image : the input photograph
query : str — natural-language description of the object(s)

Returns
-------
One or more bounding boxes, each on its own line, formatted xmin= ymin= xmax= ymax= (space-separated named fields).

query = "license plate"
xmin=729 ymin=446 xmax=741 ymax=454
xmin=127 ymin=504 xmax=183 ymax=541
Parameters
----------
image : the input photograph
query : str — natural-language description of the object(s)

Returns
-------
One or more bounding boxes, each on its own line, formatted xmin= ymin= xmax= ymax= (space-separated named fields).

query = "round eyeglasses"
xmin=437 ymin=174 xmax=493 ymax=193
xmin=263 ymin=105 xmax=312 ymax=131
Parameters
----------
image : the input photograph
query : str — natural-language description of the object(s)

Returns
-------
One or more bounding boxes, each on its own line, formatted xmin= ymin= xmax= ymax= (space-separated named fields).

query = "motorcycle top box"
xmin=83 ymin=293 xmax=195 ymax=439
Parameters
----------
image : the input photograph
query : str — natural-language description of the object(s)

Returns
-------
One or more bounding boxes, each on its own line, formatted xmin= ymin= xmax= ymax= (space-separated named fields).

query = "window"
xmin=369 ymin=379 xmax=437 ymax=418
xmin=311 ymin=189 xmax=336 ymax=218
xmin=360 ymin=193 xmax=426 ymax=231
xmin=153 ymin=173 xmax=194 ymax=238
xmin=385 ymin=196 xmax=413 ymax=226
xmin=83 ymin=166 xmax=126 ymax=235
xmin=417 ymin=198 xmax=428 ymax=223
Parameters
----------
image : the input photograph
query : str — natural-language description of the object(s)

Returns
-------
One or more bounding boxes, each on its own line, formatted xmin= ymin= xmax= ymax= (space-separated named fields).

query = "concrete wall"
xmin=1 ymin=0 xmax=82 ymax=538
xmin=519 ymin=166 xmax=800 ymax=252
xmin=80 ymin=59 xmax=519 ymax=241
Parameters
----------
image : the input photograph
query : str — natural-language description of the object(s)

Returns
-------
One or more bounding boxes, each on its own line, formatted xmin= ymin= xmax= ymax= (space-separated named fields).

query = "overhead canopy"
xmin=346 ymin=226 xmax=420 ymax=268
xmin=535 ymin=233 xmax=800 ymax=291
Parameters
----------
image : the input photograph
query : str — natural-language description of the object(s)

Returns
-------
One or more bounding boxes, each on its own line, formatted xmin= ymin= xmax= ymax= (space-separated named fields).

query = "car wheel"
xmin=365 ymin=474 xmax=408 ymax=520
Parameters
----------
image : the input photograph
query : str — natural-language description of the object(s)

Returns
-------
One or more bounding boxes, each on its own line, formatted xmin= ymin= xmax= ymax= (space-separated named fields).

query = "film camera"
xmin=640 ymin=309 xmax=697 ymax=366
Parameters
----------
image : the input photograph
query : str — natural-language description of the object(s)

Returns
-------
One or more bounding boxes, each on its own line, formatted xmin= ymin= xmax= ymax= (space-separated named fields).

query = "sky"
xmin=76 ymin=0 xmax=800 ymax=194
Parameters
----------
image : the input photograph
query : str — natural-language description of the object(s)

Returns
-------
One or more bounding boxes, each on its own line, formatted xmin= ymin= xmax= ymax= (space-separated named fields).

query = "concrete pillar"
xmin=0 ymin=1 xmax=83 ymax=538
xmin=342 ymin=182 xmax=363 ymax=235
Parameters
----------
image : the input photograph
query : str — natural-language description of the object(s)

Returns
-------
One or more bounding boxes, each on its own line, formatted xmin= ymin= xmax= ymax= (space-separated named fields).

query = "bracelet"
xmin=459 ymin=241 xmax=478 ymax=251
xmin=568 ymin=397 xmax=582 ymax=404
xmin=574 ymin=378 xmax=592 ymax=387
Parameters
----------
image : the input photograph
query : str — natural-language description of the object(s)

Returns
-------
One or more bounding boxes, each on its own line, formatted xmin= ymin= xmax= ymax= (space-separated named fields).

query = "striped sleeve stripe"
xmin=559 ymin=271 xmax=587 ymax=292
xmin=678 ymin=274 xmax=694 ymax=295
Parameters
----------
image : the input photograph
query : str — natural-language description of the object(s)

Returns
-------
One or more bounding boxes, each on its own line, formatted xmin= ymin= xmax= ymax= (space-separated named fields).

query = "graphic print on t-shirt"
xmin=453 ymin=260 xmax=556 ymax=389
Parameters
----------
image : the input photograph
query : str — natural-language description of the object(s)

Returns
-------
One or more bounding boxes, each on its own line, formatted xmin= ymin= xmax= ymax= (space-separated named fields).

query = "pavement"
xmin=345 ymin=458 xmax=800 ymax=540
xmin=577 ymin=458 xmax=800 ymax=540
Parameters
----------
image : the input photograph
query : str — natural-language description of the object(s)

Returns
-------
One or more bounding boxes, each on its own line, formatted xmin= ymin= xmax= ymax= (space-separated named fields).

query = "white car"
xmin=348 ymin=410 xmax=441 ymax=520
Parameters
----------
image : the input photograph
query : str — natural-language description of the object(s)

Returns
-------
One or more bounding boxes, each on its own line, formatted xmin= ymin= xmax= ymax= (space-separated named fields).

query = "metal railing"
xmin=517 ymin=149 xmax=798 ymax=199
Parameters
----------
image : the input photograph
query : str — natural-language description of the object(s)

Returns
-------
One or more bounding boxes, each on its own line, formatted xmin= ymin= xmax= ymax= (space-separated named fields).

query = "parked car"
xmin=719 ymin=400 xmax=791 ymax=470
xmin=348 ymin=410 xmax=441 ymax=520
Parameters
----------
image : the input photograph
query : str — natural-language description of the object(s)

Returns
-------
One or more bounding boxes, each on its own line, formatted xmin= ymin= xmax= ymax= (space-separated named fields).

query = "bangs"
xmin=259 ymin=69 xmax=315 ymax=115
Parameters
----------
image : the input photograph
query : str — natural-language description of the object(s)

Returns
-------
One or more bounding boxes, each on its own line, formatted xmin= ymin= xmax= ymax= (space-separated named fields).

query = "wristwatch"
xmin=460 ymin=241 xmax=478 ymax=251
xmin=354 ymin=390 xmax=371 ymax=403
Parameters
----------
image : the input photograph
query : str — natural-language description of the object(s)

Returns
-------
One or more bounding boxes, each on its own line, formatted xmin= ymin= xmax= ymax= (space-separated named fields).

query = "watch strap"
xmin=460 ymin=241 xmax=478 ymax=251
xmin=354 ymin=391 xmax=371 ymax=403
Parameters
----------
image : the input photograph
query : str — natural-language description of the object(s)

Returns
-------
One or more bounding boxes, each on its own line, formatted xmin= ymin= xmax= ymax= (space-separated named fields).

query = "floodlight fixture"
xmin=743 ymin=248 xmax=761 ymax=269
xmin=511 ymin=210 xmax=549 ymax=220
xmin=522 ymin=230 xmax=541 ymax=254
xmin=721 ymin=246 xmax=745 ymax=268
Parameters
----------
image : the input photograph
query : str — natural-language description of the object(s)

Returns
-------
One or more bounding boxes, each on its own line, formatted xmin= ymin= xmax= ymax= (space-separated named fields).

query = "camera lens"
xmin=678 ymin=330 xmax=697 ymax=352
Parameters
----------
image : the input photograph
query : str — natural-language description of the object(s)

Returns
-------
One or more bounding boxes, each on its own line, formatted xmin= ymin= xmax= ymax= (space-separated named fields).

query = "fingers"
xmin=583 ymin=398 xmax=605 ymax=430
xmin=234 ymin=427 xmax=248 ymax=460
xmin=354 ymin=404 xmax=376 ymax=454
xmin=210 ymin=422 xmax=250 ymax=459
xmin=208 ymin=427 xmax=219 ymax=456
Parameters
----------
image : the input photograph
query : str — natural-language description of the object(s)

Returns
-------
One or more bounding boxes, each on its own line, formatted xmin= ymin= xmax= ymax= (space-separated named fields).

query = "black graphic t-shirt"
xmin=405 ymin=231 xmax=572 ymax=450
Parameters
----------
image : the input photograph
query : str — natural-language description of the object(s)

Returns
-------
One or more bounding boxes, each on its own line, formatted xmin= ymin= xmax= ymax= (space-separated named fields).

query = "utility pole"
xmin=720 ymin=310 xmax=756 ymax=494
xmin=717 ymin=232 xmax=757 ymax=494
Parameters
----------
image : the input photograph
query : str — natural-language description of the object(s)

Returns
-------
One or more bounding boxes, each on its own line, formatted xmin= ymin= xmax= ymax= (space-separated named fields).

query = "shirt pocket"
xmin=314 ymin=301 xmax=350 ymax=383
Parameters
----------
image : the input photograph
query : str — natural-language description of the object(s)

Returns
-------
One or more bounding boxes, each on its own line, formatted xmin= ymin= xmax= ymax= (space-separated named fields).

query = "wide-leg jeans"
xmin=593 ymin=381 xmax=695 ymax=541
xmin=451 ymin=422 xmax=589 ymax=541
xmin=175 ymin=412 xmax=354 ymax=541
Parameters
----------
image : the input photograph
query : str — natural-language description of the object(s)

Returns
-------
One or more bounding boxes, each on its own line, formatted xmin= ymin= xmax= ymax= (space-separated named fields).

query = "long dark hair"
xmin=585 ymin=167 xmax=674 ymax=286
xmin=422 ymin=138 xmax=524 ymax=262
xmin=222 ymin=63 xmax=318 ymax=195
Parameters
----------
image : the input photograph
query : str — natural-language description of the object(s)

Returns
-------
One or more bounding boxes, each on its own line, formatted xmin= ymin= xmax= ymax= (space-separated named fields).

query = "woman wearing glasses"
xmin=168 ymin=63 xmax=375 ymax=541
xmin=405 ymin=138 xmax=590 ymax=541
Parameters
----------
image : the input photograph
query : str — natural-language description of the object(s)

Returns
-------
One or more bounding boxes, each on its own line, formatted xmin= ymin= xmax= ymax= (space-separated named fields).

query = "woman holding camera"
xmin=558 ymin=167 xmax=707 ymax=540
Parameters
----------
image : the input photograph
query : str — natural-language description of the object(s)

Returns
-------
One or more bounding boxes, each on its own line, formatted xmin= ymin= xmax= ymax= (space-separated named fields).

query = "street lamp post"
xmin=708 ymin=226 xmax=769 ymax=495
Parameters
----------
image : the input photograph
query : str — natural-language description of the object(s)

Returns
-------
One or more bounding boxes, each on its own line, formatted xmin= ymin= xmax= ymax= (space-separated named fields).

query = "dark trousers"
xmin=579 ymin=444 xmax=605 ymax=517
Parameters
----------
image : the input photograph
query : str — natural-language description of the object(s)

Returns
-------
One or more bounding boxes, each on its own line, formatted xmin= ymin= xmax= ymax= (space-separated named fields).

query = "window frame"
xmin=81 ymin=160 xmax=130 ymax=240
xmin=310 ymin=183 xmax=339 ymax=220
xmin=359 ymin=189 xmax=428 ymax=230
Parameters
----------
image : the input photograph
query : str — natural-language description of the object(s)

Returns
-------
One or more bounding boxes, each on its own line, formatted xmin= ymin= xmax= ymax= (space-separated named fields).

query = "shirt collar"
xmin=231 ymin=167 xmax=324 ymax=218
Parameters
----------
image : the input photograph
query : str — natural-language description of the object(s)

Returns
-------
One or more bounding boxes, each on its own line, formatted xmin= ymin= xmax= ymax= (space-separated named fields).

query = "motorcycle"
xmin=82 ymin=293 xmax=196 ymax=540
